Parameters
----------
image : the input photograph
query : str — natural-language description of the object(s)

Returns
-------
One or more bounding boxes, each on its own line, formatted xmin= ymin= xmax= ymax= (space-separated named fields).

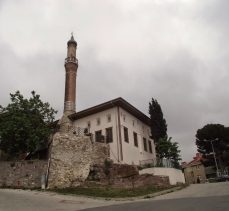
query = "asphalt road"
xmin=84 ymin=182 xmax=229 ymax=211
xmin=0 ymin=182 xmax=229 ymax=211
xmin=83 ymin=195 xmax=229 ymax=211
xmin=0 ymin=188 xmax=123 ymax=211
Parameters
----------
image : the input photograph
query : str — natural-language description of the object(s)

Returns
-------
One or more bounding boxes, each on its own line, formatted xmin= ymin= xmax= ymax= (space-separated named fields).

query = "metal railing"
xmin=139 ymin=158 xmax=174 ymax=168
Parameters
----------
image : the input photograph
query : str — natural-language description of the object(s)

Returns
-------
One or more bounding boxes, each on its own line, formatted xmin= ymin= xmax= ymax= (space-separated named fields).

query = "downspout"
xmin=117 ymin=106 xmax=123 ymax=161
xmin=45 ymin=134 xmax=53 ymax=188
xmin=45 ymin=157 xmax=51 ymax=188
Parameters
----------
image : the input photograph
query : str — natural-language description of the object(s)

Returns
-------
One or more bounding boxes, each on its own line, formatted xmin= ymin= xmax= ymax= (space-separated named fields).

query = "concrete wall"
xmin=140 ymin=167 xmax=185 ymax=185
xmin=119 ymin=107 xmax=156 ymax=164
xmin=0 ymin=160 xmax=47 ymax=188
xmin=74 ymin=106 xmax=156 ymax=165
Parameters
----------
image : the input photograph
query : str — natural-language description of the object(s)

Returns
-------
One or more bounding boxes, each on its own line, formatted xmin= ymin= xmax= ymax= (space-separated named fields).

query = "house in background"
xmin=69 ymin=97 xmax=156 ymax=165
xmin=182 ymin=153 xmax=207 ymax=184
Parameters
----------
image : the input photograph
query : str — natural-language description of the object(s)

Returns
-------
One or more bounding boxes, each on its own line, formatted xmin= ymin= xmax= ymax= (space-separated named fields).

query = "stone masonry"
xmin=47 ymin=131 xmax=109 ymax=189
xmin=85 ymin=163 xmax=170 ymax=189
xmin=0 ymin=160 xmax=47 ymax=188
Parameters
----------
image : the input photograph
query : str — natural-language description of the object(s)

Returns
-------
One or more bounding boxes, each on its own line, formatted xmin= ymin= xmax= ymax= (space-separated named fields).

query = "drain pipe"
xmin=45 ymin=157 xmax=51 ymax=189
xmin=45 ymin=135 xmax=53 ymax=189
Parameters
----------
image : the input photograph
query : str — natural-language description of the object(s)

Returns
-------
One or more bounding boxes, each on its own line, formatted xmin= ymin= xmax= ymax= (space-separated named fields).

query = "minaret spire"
xmin=64 ymin=34 xmax=78 ymax=114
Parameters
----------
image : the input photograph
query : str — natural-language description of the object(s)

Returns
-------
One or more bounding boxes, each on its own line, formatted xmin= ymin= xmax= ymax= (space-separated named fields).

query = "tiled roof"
xmin=182 ymin=153 xmax=203 ymax=168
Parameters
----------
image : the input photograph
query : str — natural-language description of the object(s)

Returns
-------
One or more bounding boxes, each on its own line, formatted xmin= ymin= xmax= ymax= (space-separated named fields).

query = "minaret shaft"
xmin=64 ymin=35 xmax=78 ymax=114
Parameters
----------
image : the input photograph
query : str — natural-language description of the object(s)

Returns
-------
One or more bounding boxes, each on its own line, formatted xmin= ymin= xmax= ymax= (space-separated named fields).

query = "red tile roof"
xmin=182 ymin=153 xmax=203 ymax=168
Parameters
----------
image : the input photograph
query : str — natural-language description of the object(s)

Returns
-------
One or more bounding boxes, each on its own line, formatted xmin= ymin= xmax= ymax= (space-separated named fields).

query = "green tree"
xmin=157 ymin=136 xmax=181 ymax=168
xmin=148 ymin=98 xmax=167 ymax=144
xmin=148 ymin=98 xmax=181 ymax=168
xmin=168 ymin=141 xmax=181 ymax=168
xmin=156 ymin=136 xmax=172 ymax=159
xmin=0 ymin=91 xmax=57 ymax=159
xmin=196 ymin=124 xmax=229 ymax=171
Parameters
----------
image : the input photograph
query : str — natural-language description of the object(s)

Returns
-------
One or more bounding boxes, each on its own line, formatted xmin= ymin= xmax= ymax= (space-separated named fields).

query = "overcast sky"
xmin=0 ymin=0 xmax=229 ymax=161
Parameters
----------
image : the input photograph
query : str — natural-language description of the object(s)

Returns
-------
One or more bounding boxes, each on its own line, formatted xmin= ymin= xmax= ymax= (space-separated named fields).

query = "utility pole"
xmin=210 ymin=139 xmax=220 ymax=177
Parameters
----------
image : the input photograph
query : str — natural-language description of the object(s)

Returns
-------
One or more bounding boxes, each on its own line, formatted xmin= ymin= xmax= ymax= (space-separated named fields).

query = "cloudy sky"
xmin=0 ymin=0 xmax=229 ymax=161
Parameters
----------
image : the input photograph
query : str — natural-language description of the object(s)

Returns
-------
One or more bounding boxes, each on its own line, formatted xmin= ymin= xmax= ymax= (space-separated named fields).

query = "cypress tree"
xmin=149 ymin=98 xmax=167 ymax=144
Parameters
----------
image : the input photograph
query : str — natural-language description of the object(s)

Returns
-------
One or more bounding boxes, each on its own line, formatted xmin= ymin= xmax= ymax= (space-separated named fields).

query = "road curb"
xmin=1 ymin=185 xmax=186 ymax=202
xmin=104 ymin=186 xmax=186 ymax=201
xmin=43 ymin=185 xmax=187 ymax=202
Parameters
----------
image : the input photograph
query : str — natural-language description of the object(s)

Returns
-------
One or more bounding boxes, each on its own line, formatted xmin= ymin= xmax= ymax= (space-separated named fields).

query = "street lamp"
xmin=210 ymin=139 xmax=220 ymax=177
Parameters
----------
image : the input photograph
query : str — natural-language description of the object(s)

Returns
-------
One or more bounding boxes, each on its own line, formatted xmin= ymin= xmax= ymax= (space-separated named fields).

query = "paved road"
xmin=0 ymin=182 xmax=229 ymax=211
xmin=84 ymin=195 xmax=229 ymax=211
xmin=153 ymin=181 xmax=229 ymax=200
xmin=85 ymin=182 xmax=229 ymax=211
xmin=0 ymin=189 xmax=123 ymax=211
xmin=84 ymin=182 xmax=229 ymax=211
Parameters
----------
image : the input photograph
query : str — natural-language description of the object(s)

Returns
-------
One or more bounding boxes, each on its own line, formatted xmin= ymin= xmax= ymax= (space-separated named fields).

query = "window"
xmin=132 ymin=120 xmax=135 ymax=126
xmin=133 ymin=132 xmax=138 ymax=147
xmin=123 ymin=114 xmax=126 ymax=122
xmin=95 ymin=130 xmax=103 ymax=142
xmin=107 ymin=114 xmax=111 ymax=122
xmin=143 ymin=138 xmax=147 ymax=151
xmin=96 ymin=118 xmax=101 ymax=125
xmin=124 ymin=127 xmax=129 ymax=143
xmin=106 ymin=127 xmax=113 ymax=143
xmin=148 ymin=140 xmax=152 ymax=153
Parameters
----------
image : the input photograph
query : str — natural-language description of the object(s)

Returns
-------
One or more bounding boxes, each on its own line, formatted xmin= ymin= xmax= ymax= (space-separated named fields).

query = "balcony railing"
xmin=65 ymin=57 xmax=78 ymax=64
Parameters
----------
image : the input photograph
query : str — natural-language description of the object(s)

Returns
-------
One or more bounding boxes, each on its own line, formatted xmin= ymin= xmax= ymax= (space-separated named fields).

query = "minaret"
xmin=64 ymin=34 xmax=78 ymax=114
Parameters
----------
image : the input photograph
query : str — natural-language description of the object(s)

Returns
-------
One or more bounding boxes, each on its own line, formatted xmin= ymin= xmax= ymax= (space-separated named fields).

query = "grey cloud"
xmin=0 ymin=0 xmax=229 ymax=161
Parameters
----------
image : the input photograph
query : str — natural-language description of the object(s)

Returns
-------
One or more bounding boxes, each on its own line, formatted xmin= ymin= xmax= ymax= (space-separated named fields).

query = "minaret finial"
xmin=71 ymin=32 xmax=74 ymax=40
xmin=67 ymin=32 xmax=77 ymax=46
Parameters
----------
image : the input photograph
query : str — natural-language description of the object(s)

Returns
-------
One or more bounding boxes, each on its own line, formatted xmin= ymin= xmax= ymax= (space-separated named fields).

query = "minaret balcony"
xmin=65 ymin=57 xmax=78 ymax=64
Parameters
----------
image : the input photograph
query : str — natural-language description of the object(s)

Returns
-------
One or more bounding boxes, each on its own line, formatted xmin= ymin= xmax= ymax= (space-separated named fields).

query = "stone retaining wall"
xmin=0 ymin=160 xmax=47 ymax=188
xmin=47 ymin=132 xmax=109 ymax=189
xmin=86 ymin=163 xmax=170 ymax=189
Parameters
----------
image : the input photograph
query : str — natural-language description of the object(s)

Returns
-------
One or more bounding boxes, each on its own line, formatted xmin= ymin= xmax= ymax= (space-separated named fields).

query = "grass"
xmin=51 ymin=186 xmax=168 ymax=198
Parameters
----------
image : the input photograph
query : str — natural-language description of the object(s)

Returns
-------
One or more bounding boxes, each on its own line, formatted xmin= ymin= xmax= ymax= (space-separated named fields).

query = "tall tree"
xmin=168 ymin=141 xmax=181 ymax=168
xmin=156 ymin=136 xmax=172 ymax=159
xmin=148 ymin=98 xmax=181 ymax=167
xmin=196 ymin=124 xmax=229 ymax=171
xmin=148 ymin=98 xmax=167 ymax=144
xmin=0 ymin=91 xmax=57 ymax=159
xmin=157 ymin=136 xmax=181 ymax=168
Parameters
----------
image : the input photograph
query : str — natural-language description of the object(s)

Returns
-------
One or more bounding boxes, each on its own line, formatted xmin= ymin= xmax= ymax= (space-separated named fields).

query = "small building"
xmin=69 ymin=97 xmax=156 ymax=165
xmin=182 ymin=153 xmax=207 ymax=184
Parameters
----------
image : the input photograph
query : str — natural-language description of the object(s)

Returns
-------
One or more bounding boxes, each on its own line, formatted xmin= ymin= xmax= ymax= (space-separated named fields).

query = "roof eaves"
xmin=68 ymin=97 xmax=151 ymax=126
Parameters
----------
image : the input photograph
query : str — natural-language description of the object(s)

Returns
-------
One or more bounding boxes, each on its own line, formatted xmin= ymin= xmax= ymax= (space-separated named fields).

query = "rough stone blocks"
xmin=47 ymin=132 xmax=109 ymax=189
